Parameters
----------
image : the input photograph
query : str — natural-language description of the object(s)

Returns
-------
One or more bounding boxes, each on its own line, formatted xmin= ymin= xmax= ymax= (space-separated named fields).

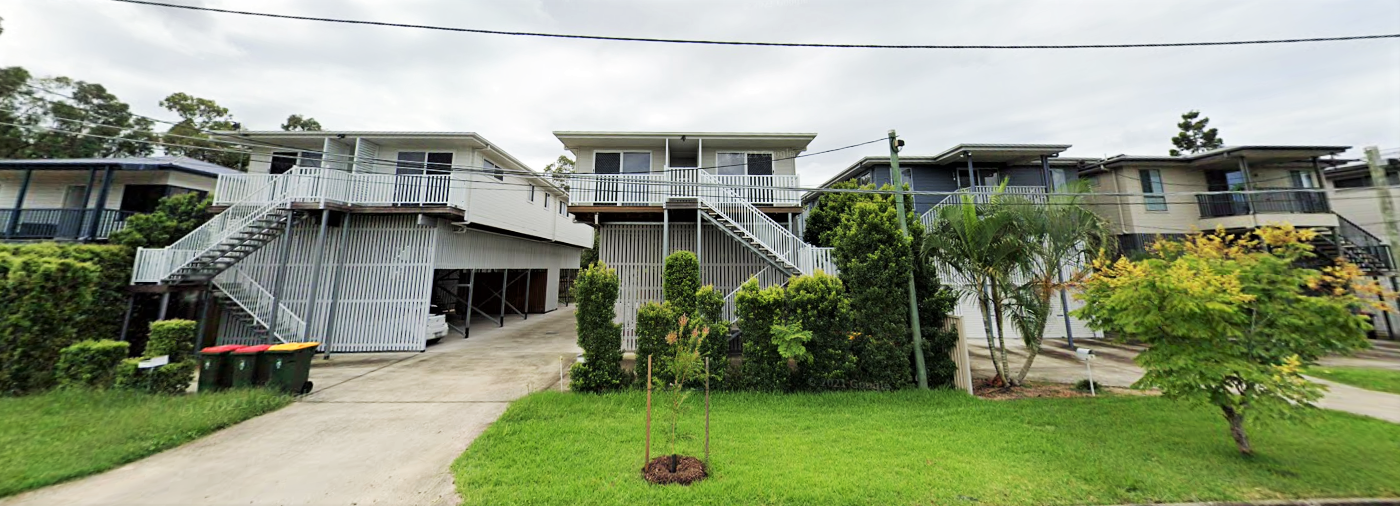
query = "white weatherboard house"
xmin=557 ymin=131 xmax=836 ymax=349
xmin=131 ymin=131 xmax=594 ymax=353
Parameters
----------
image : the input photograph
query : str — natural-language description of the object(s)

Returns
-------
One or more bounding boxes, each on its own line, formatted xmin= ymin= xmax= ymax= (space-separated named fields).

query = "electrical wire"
xmin=105 ymin=0 xmax=1400 ymax=50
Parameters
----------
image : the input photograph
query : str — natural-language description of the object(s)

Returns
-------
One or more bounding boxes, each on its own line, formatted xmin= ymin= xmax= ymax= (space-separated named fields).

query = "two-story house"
xmin=131 ymin=131 xmax=594 ymax=353
xmin=806 ymin=143 xmax=1101 ymax=344
xmin=1080 ymin=145 xmax=1396 ymax=339
xmin=556 ymin=131 xmax=836 ymax=349
xmin=0 ymin=156 xmax=230 ymax=242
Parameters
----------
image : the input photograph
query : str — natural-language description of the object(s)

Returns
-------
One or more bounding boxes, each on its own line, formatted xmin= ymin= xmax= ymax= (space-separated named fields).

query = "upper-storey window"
xmin=486 ymin=159 xmax=504 ymax=181
xmin=270 ymin=151 xmax=323 ymax=174
xmin=1290 ymin=170 xmax=1320 ymax=189
xmin=715 ymin=152 xmax=774 ymax=177
xmin=595 ymin=152 xmax=651 ymax=174
xmin=1139 ymin=169 xmax=1167 ymax=211
xmin=396 ymin=152 xmax=454 ymax=175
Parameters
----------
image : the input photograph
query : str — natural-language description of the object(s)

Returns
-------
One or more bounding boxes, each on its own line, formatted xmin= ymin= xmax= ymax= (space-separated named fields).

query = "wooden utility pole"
xmin=889 ymin=130 xmax=928 ymax=389
xmin=1366 ymin=147 xmax=1400 ymax=265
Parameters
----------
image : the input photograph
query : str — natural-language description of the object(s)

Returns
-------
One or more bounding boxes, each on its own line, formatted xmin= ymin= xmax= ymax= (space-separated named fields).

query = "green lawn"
xmin=0 ymin=388 xmax=290 ymax=497
xmin=453 ymin=390 xmax=1400 ymax=506
xmin=1308 ymin=366 xmax=1400 ymax=395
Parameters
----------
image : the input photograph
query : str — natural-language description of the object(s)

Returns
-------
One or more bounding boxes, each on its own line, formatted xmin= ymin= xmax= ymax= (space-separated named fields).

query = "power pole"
xmin=1366 ymin=147 xmax=1400 ymax=265
xmin=888 ymin=130 xmax=927 ymax=389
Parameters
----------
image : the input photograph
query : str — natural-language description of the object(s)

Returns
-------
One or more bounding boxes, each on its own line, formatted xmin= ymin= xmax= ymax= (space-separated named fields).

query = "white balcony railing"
xmin=566 ymin=169 xmax=801 ymax=207
xmin=214 ymin=169 xmax=471 ymax=209
xmin=920 ymin=185 xmax=1048 ymax=228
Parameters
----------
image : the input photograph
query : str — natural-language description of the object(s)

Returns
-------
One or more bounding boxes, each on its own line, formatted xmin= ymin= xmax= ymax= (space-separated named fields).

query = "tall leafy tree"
xmin=1170 ymin=110 xmax=1225 ymax=156
xmin=28 ymin=77 xmax=156 ymax=159
xmin=1076 ymin=226 xmax=1380 ymax=454
xmin=109 ymin=193 xmax=212 ymax=249
xmin=159 ymin=92 xmax=246 ymax=169
xmin=280 ymin=114 xmax=322 ymax=131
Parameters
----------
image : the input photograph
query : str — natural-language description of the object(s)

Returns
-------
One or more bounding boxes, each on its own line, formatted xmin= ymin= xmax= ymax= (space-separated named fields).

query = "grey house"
xmin=802 ymin=143 xmax=1101 ymax=344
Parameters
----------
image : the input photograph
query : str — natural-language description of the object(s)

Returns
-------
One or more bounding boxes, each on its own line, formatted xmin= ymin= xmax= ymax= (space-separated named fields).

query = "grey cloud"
xmin=1 ymin=0 xmax=1396 ymax=183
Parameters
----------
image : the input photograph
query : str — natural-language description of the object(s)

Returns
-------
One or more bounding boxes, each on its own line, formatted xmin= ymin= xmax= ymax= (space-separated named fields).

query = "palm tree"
xmin=1004 ymin=182 xmax=1113 ymax=384
xmin=922 ymin=189 xmax=1023 ymax=385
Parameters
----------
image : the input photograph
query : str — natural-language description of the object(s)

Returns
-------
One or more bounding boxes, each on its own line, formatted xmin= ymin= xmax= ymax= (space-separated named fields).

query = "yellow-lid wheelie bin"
xmin=265 ymin=342 xmax=320 ymax=395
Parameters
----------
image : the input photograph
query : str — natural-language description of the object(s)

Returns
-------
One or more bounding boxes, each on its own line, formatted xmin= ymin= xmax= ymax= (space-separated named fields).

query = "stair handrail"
xmin=146 ymin=168 xmax=313 ymax=281
xmin=1335 ymin=214 xmax=1394 ymax=270
xmin=213 ymin=267 xmax=305 ymax=343
xmin=692 ymin=171 xmax=805 ymax=271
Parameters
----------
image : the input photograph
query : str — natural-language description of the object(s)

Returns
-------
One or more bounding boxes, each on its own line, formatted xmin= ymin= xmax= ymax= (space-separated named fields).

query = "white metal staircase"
xmin=133 ymin=169 xmax=316 ymax=343
xmin=687 ymin=170 xmax=836 ymax=278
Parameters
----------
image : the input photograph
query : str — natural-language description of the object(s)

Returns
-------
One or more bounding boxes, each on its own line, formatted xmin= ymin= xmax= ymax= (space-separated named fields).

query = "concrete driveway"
xmin=2 ymin=307 xmax=582 ymax=506
xmin=970 ymin=337 xmax=1400 ymax=424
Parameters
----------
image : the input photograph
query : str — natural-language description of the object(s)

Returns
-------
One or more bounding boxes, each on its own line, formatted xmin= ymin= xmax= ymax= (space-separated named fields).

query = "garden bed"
xmin=0 ymin=388 xmax=290 ymax=497
xmin=453 ymin=390 xmax=1400 ymax=506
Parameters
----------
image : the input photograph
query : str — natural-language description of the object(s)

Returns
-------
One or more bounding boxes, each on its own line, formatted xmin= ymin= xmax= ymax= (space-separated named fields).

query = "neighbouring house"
xmin=130 ymin=131 xmax=594 ymax=353
xmin=1322 ymin=147 xmax=1400 ymax=339
xmin=0 ymin=156 xmax=232 ymax=243
xmin=1080 ymin=145 xmax=1397 ymax=339
xmin=806 ymin=144 xmax=1102 ymax=343
xmin=556 ymin=131 xmax=836 ymax=349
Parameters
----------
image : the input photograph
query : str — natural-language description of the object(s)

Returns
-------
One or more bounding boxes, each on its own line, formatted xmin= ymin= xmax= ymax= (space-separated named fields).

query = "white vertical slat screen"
xmin=215 ymin=215 xmax=437 ymax=352
xmin=601 ymin=222 xmax=772 ymax=350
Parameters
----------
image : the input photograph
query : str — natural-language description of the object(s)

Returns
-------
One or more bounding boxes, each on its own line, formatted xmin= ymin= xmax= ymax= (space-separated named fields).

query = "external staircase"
xmin=1311 ymin=215 xmax=1395 ymax=274
xmin=133 ymin=169 xmax=318 ymax=343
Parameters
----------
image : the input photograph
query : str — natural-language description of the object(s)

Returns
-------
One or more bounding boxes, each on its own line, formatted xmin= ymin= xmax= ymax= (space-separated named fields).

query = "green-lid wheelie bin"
xmin=265 ymin=342 xmax=320 ymax=395
xmin=197 ymin=345 xmax=243 ymax=392
xmin=230 ymin=345 xmax=272 ymax=388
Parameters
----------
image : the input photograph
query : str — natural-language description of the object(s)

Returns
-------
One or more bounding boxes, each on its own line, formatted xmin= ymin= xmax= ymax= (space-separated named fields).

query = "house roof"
xmin=219 ymin=130 xmax=568 ymax=196
xmin=1080 ymin=145 xmax=1350 ymax=175
xmin=0 ymin=156 xmax=240 ymax=178
xmin=553 ymin=131 xmax=818 ymax=150
xmin=1323 ymin=148 xmax=1400 ymax=180
xmin=811 ymin=143 xmax=1075 ymax=193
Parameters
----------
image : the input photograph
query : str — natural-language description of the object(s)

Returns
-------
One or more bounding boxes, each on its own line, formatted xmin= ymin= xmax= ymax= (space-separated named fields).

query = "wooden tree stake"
xmin=645 ymin=354 xmax=652 ymax=469
xmin=705 ymin=356 xmax=711 ymax=465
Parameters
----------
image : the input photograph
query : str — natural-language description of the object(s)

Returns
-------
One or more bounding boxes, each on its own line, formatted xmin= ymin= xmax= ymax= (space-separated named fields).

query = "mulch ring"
xmin=973 ymin=380 xmax=1156 ymax=400
xmin=643 ymin=455 xmax=707 ymax=485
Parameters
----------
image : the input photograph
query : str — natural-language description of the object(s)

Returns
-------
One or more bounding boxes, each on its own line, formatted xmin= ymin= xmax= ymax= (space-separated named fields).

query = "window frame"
xmin=713 ymin=151 xmax=776 ymax=176
xmin=485 ymin=159 xmax=504 ymax=181
xmin=593 ymin=151 xmax=653 ymax=175
xmin=1139 ymin=169 xmax=1168 ymax=212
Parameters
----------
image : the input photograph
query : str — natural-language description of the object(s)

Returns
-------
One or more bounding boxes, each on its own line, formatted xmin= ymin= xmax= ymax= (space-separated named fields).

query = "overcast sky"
xmin=2 ymin=0 xmax=1398 ymax=182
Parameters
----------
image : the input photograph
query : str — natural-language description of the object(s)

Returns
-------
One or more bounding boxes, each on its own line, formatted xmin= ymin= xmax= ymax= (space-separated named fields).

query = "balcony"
xmin=566 ymin=169 xmax=801 ymax=207
xmin=0 ymin=208 xmax=135 ymax=241
xmin=212 ymin=168 xmax=470 ymax=209
xmin=1195 ymin=190 xmax=1331 ymax=218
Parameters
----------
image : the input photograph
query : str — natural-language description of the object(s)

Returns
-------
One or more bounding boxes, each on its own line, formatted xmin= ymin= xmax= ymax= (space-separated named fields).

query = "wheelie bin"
xmin=197 ymin=345 xmax=243 ymax=392
xmin=230 ymin=344 xmax=272 ymax=388
xmin=264 ymin=342 xmax=321 ymax=395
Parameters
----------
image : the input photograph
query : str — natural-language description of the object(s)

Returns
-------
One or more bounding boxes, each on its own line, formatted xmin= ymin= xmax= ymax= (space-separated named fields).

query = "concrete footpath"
xmin=970 ymin=337 xmax=1400 ymax=424
xmin=1 ymin=307 xmax=582 ymax=506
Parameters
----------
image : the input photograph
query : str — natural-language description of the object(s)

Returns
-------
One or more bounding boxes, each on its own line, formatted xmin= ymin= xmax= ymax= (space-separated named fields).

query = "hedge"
xmin=662 ymin=251 xmax=700 ymax=318
xmin=634 ymin=301 xmax=675 ymax=378
xmin=786 ymin=272 xmax=855 ymax=390
xmin=735 ymin=278 xmax=788 ymax=391
xmin=569 ymin=262 xmax=624 ymax=393
xmin=0 ymin=243 xmax=133 ymax=345
xmin=56 ymin=340 xmax=130 ymax=389
xmin=146 ymin=319 xmax=197 ymax=363
xmin=0 ymin=252 xmax=101 ymax=396
xmin=115 ymin=319 xmax=199 ymax=395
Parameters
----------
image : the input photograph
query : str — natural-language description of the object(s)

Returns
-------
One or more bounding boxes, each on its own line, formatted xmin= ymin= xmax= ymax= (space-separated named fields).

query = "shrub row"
xmin=570 ymin=263 xmax=624 ymax=393
xmin=0 ymin=252 xmax=101 ymax=396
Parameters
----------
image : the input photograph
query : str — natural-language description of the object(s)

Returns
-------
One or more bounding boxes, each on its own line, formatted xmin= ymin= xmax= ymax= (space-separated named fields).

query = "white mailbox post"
xmin=1075 ymin=348 xmax=1096 ymax=396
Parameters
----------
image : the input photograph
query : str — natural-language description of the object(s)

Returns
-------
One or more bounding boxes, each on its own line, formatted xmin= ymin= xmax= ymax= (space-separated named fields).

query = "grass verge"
xmin=452 ymin=390 xmax=1400 ymax=506
xmin=1308 ymin=366 xmax=1400 ymax=395
xmin=0 ymin=388 xmax=291 ymax=497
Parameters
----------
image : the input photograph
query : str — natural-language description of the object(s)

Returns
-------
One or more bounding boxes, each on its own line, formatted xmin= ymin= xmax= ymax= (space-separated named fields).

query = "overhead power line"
xmin=106 ymin=0 xmax=1400 ymax=50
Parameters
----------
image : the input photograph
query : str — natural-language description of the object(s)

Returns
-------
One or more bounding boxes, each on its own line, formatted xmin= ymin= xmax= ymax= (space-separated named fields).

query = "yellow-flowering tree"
xmin=1075 ymin=225 xmax=1386 ymax=455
